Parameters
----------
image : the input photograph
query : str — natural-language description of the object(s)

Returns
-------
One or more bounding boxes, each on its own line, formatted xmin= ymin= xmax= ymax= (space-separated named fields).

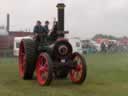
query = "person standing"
xmin=33 ymin=20 xmax=46 ymax=39
xmin=44 ymin=20 xmax=50 ymax=35
xmin=33 ymin=20 xmax=46 ymax=50
xmin=33 ymin=20 xmax=44 ymax=35
xmin=101 ymin=42 xmax=107 ymax=53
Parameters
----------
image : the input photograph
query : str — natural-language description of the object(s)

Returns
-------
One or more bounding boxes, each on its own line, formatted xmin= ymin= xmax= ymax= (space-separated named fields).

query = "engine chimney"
xmin=6 ymin=13 xmax=10 ymax=32
xmin=56 ymin=3 xmax=65 ymax=31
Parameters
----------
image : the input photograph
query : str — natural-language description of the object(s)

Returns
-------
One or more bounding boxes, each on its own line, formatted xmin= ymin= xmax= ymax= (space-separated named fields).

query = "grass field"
xmin=0 ymin=53 xmax=128 ymax=96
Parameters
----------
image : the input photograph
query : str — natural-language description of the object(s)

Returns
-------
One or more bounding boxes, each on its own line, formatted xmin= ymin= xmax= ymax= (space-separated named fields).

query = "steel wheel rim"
xmin=36 ymin=53 xmax=49 ymax=85
xmin=70 ymin=54 xmax=83 ymax=83
xmin=19 ymin=41 xmax=26 ymax=78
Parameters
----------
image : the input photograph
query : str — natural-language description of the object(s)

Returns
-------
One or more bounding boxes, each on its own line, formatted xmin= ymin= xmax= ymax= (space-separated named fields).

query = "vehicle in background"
xmin=82 ymin=40 xmax=101 ymax=54
xmin=13 ymin=36 xmax=32 ymax=56
xmin=68 ymin=37 xmax=83 ymax=54
xmin=90 ymin=40 xmax=101 ymax=52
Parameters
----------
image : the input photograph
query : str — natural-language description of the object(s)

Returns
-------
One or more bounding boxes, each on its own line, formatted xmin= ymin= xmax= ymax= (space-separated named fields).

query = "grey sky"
xmin=0 ymin=0 xmax=128 ymax=39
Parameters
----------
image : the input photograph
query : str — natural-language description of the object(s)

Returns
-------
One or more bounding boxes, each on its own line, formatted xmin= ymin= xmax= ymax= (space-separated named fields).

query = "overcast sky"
xmin=0 ymin=0 xmax=128 ymax=39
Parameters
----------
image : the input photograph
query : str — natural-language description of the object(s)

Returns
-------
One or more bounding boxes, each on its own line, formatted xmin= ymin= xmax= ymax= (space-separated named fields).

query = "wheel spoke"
xmin=77 ymin=58 xmax=81 ymax=64
xmin=76 ymin=71 xmax=79 ymax=79
xmin=71 ymin=70 xmax=75 ymax=76
xmin=76 ymin=64 xmax=82 ymax=71
xmin=39 ymin=67 xmax=48 ymax=72
xmin=76 ymin=65 xmax=80 ymax=71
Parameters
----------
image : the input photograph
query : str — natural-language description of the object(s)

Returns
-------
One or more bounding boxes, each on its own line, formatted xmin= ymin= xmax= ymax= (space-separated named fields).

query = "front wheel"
xmin=69 ymin=52 xmax=87 ymax=84
xmin=36 ymin=53 xmax=53 ymax=86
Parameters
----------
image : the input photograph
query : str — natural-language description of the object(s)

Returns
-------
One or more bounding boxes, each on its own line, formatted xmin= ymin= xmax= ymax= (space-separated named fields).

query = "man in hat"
xmin=44 ymin=20 xmax=50 ymax=35
xmin=33 ymin=20 xmax=47 ymax=50
xmin=33 ymin=20 xmax=45 ymax=35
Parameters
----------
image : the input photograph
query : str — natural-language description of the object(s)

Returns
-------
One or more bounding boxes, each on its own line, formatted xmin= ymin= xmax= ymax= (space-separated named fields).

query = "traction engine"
xmin=18 ymin=3 xmax=87 ymax=86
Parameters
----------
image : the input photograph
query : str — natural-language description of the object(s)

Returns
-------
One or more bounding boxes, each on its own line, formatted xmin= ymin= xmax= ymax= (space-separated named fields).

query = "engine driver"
xmin=33 ymin=20 xmax=47 ymax=50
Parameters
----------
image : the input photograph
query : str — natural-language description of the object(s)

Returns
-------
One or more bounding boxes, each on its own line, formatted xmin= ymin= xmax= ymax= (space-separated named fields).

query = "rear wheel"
xmin=36 ymin=53 xmax=53 ymax=86
xmin=69 ymin=52 xmax=87 ymax=84
xmin=19 ymin=39 xmax=37 ymax=80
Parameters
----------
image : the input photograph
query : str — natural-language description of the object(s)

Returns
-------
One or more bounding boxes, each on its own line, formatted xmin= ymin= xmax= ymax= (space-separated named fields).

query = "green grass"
xmin=0 ymin=53 xmax=128 ymax=96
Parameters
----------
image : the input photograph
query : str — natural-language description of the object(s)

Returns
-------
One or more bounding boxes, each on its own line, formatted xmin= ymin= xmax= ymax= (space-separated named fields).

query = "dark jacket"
xmin=33 ymin=25 xmax=45 ymax=34
xmin=44 ymin=25 xmax=49 ymax=33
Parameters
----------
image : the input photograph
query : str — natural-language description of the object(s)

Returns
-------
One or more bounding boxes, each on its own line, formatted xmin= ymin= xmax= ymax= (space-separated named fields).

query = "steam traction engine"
xmin=18 ymin=3 xmax=87 ymax=86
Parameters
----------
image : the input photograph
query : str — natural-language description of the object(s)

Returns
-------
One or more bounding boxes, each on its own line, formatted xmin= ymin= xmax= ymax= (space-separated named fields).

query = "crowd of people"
xmin=82 ymin=40 xmax=128 ymax=54
xmin=100 ymin=41 xmax=128 ymax=53
xmin=101 ymin=41 xmax=119 ymax=53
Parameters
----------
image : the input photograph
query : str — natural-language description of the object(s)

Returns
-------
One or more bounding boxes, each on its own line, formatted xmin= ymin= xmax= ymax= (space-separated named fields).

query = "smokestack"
xmin=57 ymin=3 xmax=65 ymax=31
xmin=6 ymin=13 xmax=10 ymax=32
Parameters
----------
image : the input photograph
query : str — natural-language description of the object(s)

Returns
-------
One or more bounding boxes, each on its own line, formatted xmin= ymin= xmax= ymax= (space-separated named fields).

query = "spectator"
xmin=101 ymin=42 xmax=106 ymax=52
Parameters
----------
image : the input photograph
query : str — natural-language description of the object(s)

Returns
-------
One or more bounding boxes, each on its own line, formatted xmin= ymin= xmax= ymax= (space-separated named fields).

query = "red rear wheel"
xmin=36 ymin=53 xmax=53 ymax=86
xmin=69 ymin=52 xmax=87 ymax=84
xmin=18 ymin=39 xmax=37 ymax=80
